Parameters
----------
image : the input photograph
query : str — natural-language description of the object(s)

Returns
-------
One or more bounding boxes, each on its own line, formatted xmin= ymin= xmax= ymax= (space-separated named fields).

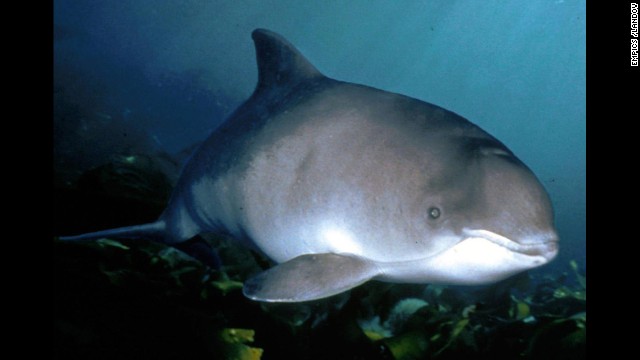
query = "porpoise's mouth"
xmin=462 ymin=228 xmax=559 ymax=261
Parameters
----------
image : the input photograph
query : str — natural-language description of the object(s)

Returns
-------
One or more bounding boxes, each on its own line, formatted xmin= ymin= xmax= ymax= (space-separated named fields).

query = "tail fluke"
xmin=58 ymin=221 xmax=166 ymax=242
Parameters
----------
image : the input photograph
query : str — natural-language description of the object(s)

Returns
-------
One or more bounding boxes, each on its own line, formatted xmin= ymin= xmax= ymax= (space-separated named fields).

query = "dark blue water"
xmin=54 ymin=0 xmax=585 ymax=286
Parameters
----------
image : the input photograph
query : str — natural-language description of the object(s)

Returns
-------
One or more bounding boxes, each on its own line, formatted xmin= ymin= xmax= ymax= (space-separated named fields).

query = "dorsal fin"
xmin=251 ymin=29 xmax=324 ymax=94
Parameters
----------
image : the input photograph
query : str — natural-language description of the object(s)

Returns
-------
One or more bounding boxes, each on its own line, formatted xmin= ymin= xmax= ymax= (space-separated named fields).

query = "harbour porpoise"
xmin=59 ymin=29 xmax=559 ymax=302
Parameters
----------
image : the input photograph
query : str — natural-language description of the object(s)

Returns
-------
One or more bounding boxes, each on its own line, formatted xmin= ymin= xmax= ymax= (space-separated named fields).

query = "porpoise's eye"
xmin=428 ymin=207 xmax=441 ymax=220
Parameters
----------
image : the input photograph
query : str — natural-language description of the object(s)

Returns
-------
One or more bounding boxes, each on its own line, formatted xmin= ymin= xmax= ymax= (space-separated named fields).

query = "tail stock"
xmin=58 ymin=221 xmax=166 ymax=243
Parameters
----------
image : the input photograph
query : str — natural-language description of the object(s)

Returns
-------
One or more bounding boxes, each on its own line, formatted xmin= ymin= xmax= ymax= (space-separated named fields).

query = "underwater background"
xmin=54 ymin=1 xmax=586 ymax=359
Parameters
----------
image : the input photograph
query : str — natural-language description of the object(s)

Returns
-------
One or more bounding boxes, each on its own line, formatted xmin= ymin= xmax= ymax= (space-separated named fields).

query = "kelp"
xmin=54 ymin=232 xmax=586 ymax=360
xmin=216 ymin=328 xmax=264 ymax=360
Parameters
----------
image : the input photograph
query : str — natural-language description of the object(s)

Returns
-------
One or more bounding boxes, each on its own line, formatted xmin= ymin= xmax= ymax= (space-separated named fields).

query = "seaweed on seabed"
xmin=54 ymin=227 xmax=586 ymax=360
xmin=353 ymin=261 xmax=586 ymax=360
xmin=54 ymin=228 xmax=586 ymax=360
